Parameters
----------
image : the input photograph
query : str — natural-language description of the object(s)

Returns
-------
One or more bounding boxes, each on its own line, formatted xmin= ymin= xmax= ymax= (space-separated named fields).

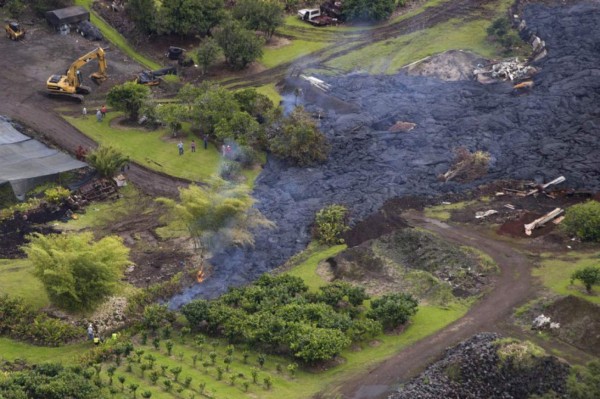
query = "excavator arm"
xmin=47 ymin=47 xmax=108 ymax=102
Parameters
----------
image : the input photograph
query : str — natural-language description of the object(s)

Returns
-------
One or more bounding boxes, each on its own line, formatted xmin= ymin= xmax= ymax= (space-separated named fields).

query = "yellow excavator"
xmin=5 ymin=21 xmax=25 ymax=40
xmin=46 ymin=47 xmax=108 ymax=102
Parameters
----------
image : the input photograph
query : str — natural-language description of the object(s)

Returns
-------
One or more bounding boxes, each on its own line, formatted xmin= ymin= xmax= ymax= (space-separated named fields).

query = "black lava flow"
xmin=170 ymin=2 xmax=600 ymax=307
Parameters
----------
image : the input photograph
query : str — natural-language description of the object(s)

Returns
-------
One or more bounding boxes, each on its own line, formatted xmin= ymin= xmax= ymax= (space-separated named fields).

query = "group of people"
xmin=87 ymin=323 xmax=119 ymax=346
xmin=82 ymin=105 xmax=107 ymax=122
xmin=178 ymin=136 xmax=209 ymax=155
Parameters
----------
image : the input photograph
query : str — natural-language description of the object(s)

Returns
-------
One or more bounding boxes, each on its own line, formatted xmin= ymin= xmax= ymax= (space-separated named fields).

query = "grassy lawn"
xmin=255 ymin=83 xmax=282 ymax=106
xmin=0 ymin=258 xmax=49 ymax=309
xmin=74 ymin=0 xmax=161 ymax=70
xmin=284 ymin=243 xmax=347 ymax=291
xmin=533 ymin=251 xmax=600 ymax=304
xmin=0 ymin=338 xmax=89 ymax=364
xmin=261 ymin=40 xmax=330 ymax=68
xmin=65 ymin=113 xmax=222 ymax=182
xmin=326 ymin=18 xmax=499 ymax=74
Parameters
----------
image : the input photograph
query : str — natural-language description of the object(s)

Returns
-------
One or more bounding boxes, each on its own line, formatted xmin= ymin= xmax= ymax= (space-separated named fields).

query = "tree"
xmin=567 ymin=360 xmax=600 ymax=399
xmin=287 ymin=325 xmax=350 ymax=363
xmin=85 ymin=145 xmax=129 ymax=178
xmin=269 ymin=106 xmax=329 ymax=166
xmin=368 ymin=293 xmax=418 ymax=330
xmin=571 ymin=266 xmax=600 ymax=293
xmin=24 ymin=232 xmax=130 ymax=311
xmin=214 ymin=111 xmax=261 ymax=146
xmin=342 ymin=0 xmax=396 ymax=22
xmin=126 ymin=0 xmax=157 ymax=34
xmin=561 ymin=201 xmax=600 ymax=242
xmin=7 ymin=0 xmax=25 ymax=19
xmin=156 ymin=178 xmax=273 ymax=258
xmin=192 ymin=38 xmax=221 ymax=75
xmin=234 ymin=88 xmax=275 ymax=122
xmin=154 ymin=103 xmax=186 ymax=136
xmin=314 ymin=204 xmax=349 ymax=245
xmin=107 ymin=82 xmax=151 ymax=121
xmin=187 ymin=83 xmax=240 ymax=134
xmin=215 ymin=20 xmax=264 ymax=70
xmin=158 ymin=0 xmax=224 ymax=36
xmin=233 ymin=0 xmax=284 ymax=40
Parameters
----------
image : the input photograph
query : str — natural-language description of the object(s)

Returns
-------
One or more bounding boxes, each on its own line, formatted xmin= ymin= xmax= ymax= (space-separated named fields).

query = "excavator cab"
xmin=5 ymin=21 xmax=25 ymax=40
xmin=46 ymin=47 xmax=108 ymax=102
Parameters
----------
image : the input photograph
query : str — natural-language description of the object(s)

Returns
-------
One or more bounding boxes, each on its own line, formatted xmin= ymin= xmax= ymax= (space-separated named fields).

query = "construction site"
xmin=1 ymin=0 xmax=600 ymax=398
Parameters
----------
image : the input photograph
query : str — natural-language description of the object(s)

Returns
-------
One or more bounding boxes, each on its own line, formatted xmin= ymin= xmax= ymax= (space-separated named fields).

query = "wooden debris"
xmin=526 ymin=176 xmax=566 ymax=196
xmin=524 ymin=208 xmax=563 ymax=236
xmin=476 ymin=210 xmax=498 ymax=219
xmin=504 ymin=204 xmax=515 ymax=210
xmin=389 ymin=121 xmax=417 ymax=132
xmin=552 ymin=216 xmax=565 ymax=225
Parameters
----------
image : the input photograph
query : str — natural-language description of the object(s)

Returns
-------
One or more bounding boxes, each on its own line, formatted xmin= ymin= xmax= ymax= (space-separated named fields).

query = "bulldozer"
xmin=46 ymin=47 xmax=108 ymax=102
xmin=5 ymin=21 xmax=25 ymax=40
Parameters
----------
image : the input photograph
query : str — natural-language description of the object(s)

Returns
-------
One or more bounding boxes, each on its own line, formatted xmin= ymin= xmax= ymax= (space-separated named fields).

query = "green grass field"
xmin=0 ymin=258 xmax=49 ymax=310
xmin=65 ymin=113 xmax=223 ymax=182
xmin=284 ymin=243 xmax=346 ymax=291
xmin=533 ymin=251 xmax=600 ymax=304
xmin=0 ymin=338 xmax=89 ymax=364
xmin=261 ymin=40 xmax=330 ymax=68
xmin=424 ymin=200 xmax=475 ymax=221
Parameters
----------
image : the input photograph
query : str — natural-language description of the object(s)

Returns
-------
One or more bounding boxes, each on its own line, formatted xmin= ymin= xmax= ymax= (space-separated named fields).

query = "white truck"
xmin=297 ymin=8 xmax=336 ymax=26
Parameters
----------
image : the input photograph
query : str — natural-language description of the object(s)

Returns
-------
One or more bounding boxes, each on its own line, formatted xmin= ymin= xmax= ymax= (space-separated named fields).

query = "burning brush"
xmin=196 ymin=267 xmax=206 ymax=283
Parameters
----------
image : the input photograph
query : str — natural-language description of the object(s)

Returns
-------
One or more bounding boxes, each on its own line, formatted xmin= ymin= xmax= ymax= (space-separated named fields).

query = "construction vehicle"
xmin=5 ymin=21 xmax=25 ymax=40
xmin=46 ymin=47 xmax=108 ymax=102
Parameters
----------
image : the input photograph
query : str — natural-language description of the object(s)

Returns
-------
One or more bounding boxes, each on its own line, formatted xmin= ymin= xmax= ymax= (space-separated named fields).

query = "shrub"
xmin=24 ymin=232 xmax=130 ymax=312
xmin=43 ymin=186 xmax=71 ymax=204
xmin=287 ymin=325 xmax=350 ymax=363
xmin=342 ymin=0 xmax=396 ymax=22
xmin=0 ymin=295 xmax=82 ymax=346
xmin=269 ymin=107 xmax=329 ymax=166
xmin=487 ymin=17 xmax=523 ymax=52
xmin=314 ymin=204 xmax=349 ymax=245
xmin=367 ymin=293 xmax=419 ymax=330
xmin=86 ymin=146 xmax=129 ymax=178
xmin=561 ymin=201 xmax=600 ymax=241
xmin=571 ymin=266 xmax=600 ymax=293
xmin=219 ymin=160 xmax=242 ymax=181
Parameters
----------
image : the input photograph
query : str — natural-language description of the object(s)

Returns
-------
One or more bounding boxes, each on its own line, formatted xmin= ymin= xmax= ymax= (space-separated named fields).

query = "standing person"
xmin=82 ymin=107 xmax=87 ymax=118
xmin=100 ymin=104 xmax=107 ymax=118
xmin=226 ymin=145 xmax=232 ymax=157
xmin=191 ymin=140 xmax=196 ymax=153
xmin=87 ymin=323 xmax=94 ymax=341
xmin=221 ymin=144 xmax=226 ymax=157
xmin=96 ymin=109 xmax=102 ymax=122
xmin=203 ymin=135 xmax=208 ymax=150
xmin=178 ymin=141 xmax=184 ymax=155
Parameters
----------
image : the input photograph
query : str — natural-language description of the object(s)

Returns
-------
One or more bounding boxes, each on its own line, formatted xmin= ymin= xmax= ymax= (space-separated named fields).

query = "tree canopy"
xmin=215 ymin=20 xmax=264 ymax=70
xmin=106 ymin=82 xmax=151 ymax=121
xmin=158 ymin=0 xmax=225 ymax=36
xmin=233 ymin=0 xmax=284 ymax=40
xmin=24 ymin=232 xmax=130 ymax=311
xmin=342 ymin=0 xmax=396 ymax=22
xmin=571 ymin=266 xmax=600 ymax=293
xmin=157 ymin=178 xmax=273 ymax=257
xmin=561 ymin=201 xmax=600 ymax=241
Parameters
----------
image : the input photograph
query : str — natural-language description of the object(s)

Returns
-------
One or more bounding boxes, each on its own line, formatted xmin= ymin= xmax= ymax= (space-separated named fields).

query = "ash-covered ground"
xmin=171 ymin=2 xmax=600 ymax=306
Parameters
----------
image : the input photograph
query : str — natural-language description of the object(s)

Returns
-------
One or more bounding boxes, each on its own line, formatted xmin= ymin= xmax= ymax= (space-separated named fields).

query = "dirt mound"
xmin=546 ymin=295 xmax=600 ymax=356
xmin=391 ymin=333 xmax=570 ymax=399
xmin=343 ymin=204 xmax=409 ymax=247
xmin=401 ymin=49 xmax=488 ymax=81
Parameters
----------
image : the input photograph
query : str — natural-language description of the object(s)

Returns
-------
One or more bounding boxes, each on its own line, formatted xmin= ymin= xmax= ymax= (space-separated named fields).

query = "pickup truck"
xmin=297 ymin=8 xmax=336 ymax=26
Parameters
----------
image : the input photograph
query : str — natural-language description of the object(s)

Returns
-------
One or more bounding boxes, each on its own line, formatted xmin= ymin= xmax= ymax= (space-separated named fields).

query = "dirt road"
xmin=329 ymin=212 xmax=539 ymax=399
xmin=0 ymin=25 xmax=184 ymax=198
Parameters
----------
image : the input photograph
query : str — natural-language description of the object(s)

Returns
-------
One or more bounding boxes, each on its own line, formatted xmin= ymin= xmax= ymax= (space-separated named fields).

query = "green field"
xmin=65 ymin=113 xmax=223 ymax=182
xmin=0 ymin=258 xmax=49 ymax=310
xmin=0 ymin=338 xmax=89 ymax=364
xmin=533 ymin=251 xmax=600 ymax=304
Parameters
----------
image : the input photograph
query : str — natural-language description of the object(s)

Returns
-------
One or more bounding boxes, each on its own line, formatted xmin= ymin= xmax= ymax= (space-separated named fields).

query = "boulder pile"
xmin=391 ymin=333 xmax=569 ymax=399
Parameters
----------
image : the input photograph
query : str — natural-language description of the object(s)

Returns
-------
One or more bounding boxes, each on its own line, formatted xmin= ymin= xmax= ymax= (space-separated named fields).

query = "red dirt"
xmin=498 ymin=211 xmax=557 ymax=238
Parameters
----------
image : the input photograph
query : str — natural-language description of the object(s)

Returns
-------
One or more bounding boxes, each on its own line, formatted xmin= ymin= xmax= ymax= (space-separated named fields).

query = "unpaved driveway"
xmin=0 ymin=21 xmax=184 ymax=198
xmin=328 ymin=212 xmax=537 ymax=399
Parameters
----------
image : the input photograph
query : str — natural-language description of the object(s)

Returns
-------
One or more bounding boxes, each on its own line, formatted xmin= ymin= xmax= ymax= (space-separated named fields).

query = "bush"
xmin=314 ymin=204 xmax=349 ymax=245
xmin=0 ymin=295 xmax=83 ymax=346
xmin=24 ymin=232 xmax=130 ymax=312
xmin=487 ymin=17 xmax=523 ymax=52
xmin=215 ymin=20 xmax=264 ymax=70
xmin=342 ymin=0 xmax=396 ymax=22
xmin=269 ymin=107 xmax=329 ymax=166
xmin=233 ymin=146 xmax=262 ymax=168
xmin=181 ymin=300 xmax=210 ymax=328
xmin=31 ymin=0 xmax=72 ymax=15
xmin=571 ymin=266 xmax=600 ymax=293
xmin=561 ymin=201 xmax=600 ymax=241
xmin=86 ymin=146 xmax=129 ymax=178
xmin=219 ymin=160 xmax=242 ymax=181
xmin=367 ymin=293 xmax=418 ymax=330
xmin=287 ymin=325 xmax=350 ymax=363
xmin=43 ymin=186 xmax=71 ymax=204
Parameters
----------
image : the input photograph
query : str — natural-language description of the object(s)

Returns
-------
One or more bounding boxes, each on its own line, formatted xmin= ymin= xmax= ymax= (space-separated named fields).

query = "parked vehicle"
xmin=76 ymin=21 xmax=103 ymax=41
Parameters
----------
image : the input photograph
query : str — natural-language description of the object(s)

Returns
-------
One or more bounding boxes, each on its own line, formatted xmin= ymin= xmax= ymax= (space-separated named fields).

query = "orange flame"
xmin=196 ymin=267 xmax=206 ymax=283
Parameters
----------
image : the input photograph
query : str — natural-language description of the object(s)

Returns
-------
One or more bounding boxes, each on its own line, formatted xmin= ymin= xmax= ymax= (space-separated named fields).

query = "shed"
xmin=45 ymin=6 xmax=90 ymax=29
